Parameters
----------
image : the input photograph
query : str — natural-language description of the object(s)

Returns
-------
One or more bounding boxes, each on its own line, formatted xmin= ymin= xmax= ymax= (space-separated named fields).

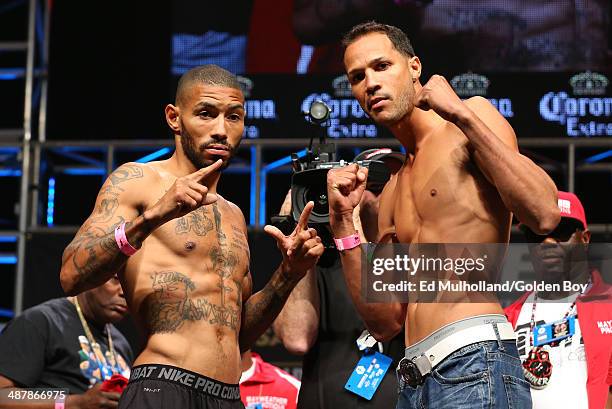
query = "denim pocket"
xmin=502 ymin=374 xmax=532 ymax=409
xmin=429 ymin=369 xmax=490 ymax=409
xmin=431 ymin=343 xmax=489 ymax=385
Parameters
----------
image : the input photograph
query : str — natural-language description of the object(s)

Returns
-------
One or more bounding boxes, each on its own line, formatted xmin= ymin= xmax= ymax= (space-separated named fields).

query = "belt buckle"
xmin=398 ymin=357 xmax=424 ymax=387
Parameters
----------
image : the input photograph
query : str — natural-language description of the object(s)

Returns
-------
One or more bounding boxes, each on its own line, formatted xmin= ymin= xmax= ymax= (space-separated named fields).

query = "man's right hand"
xmin=144 ymin=159 xmax=223 ymax=225
xmin=68 ymin=383 xmax=120 ymax=409
xmin=326 ymin=164 xmax=369 ymax=217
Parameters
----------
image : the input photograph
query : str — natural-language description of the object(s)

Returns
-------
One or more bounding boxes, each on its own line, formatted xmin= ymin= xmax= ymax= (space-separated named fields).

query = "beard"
xmin=180 ymin=125 xmax=237 ymax=171
xmin=367 ymin=89 xmax=413 ymax=127
xmin=530 ymin=242 xmax=588 ymax=284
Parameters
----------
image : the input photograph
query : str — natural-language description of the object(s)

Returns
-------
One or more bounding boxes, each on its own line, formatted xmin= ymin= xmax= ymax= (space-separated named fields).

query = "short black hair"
xmin=175 ymin=64 xmax=242 ymax=106
xmin=342 ymin=21 xmax=415 ymax=58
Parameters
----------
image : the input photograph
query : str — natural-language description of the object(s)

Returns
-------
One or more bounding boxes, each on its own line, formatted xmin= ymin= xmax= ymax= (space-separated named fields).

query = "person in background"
xmin=274 ymin=149 xmax=406 ymax=408
xmin=0 ymin=276 xmax=133 ymax=408
xmin=505 ymin=191 xmax=612 ymax=409
xmin=239 ymin=350 xmax=300 ymax=409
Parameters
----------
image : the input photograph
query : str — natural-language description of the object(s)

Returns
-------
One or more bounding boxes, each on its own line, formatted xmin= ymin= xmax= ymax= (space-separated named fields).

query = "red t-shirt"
xmin=240 ymin=353 xmax=300 ymax=409
xmin=504 ymin=271 xmax=612 ymax=409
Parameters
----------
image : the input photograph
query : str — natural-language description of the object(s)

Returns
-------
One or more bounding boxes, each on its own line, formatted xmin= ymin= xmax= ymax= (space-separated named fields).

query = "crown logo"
xmin=236 ymin=76 xmax=253 ymax=98
xmin=450 ymin=73 xmax=490 ymax=97
xmin=332 ymin=75 xmax=353 ymax=98
xmin=569 ymin=72 xmax=608 ymax=96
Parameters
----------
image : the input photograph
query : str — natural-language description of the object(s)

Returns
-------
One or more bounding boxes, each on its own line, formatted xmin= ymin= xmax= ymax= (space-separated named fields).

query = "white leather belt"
xmin=399 ymin=315 xmax=517 ymax=385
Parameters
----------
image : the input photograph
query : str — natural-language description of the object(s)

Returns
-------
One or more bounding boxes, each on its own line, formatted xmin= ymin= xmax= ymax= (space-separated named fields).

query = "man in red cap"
xmin=505 ymin=191 xmax=612 ymax=409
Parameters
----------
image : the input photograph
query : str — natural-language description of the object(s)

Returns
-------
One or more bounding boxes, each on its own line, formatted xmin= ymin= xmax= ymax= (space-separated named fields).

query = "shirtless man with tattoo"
xmin=59 ymin=65 xmax=324 ymax=409
xmin=326 ymin=22 xmax=561 ymax=408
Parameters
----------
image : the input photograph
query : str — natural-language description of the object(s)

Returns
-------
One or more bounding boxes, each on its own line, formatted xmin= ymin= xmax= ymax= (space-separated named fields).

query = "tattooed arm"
xmin=239 ymin=202 xmax=324 ymax=352
xmin=60 ymin=163 xmax=148 ymax=295
xmin=60 ymin=160 xmax=223 ymax=295
xmin=239 ymin=266 xmax=302 ymax=353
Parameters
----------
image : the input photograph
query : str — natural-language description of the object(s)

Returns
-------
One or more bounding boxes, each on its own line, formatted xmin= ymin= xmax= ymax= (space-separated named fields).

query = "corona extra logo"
xmin=450 ymin=73 xmax=490 ymax=97
xmin=569 ymin=72 xmax=608 ymax=96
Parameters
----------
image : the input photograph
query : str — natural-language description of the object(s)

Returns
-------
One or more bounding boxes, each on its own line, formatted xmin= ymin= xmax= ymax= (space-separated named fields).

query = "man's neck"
xmin=75 ymin=294 xmax=105 ymax=330
xmin=536 ymin=269 xmax=591 ymax=300
xmin=390 ymin=108 xmax=445 ymax=154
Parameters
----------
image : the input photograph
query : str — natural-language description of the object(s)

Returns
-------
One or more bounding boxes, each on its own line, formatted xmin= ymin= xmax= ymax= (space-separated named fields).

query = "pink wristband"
xmin=114 ymin=222 xmax=138 ymax=256
xmin=333 ymin=233 xmax=361 ymax=251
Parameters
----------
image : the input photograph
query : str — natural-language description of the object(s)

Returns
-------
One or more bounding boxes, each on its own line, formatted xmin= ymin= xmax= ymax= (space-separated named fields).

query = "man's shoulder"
xmin=463 ymin=96 xmax=503 ymax=118
xmin=108 ymin=161 xmax=161 ymax=186
xmin=220 ymin=197 xmax=247 ymax=223
xmin=463 ymin=96 xmax=492 ymax=108
xmin=463 ymin=96 xmax=517 ymax=142
xmin=20 ymin=298 xmax=72 ymax=320
xmin=259 ymin=361 xmax=300 ymax=390
xmin=7 ymin=298 xmax=73 ymax=333
xmin=103 ymin=161 xmax=166 ymax=204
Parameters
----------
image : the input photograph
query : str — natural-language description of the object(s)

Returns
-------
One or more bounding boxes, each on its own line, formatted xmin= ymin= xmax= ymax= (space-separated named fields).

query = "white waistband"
xmin=405 ymin=322 xmax=516 ymax=374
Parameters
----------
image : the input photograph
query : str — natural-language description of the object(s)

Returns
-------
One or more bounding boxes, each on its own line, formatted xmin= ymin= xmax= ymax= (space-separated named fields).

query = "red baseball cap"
xmin=518 ymin=191 xmax=587 ymax=232
xmin=557 ymin=191 xmax=587 ymax=230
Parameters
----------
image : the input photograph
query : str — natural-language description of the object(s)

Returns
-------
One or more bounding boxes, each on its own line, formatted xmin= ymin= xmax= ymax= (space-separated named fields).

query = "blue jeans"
xmin=396 ymin=340 xmax=532 ymax=409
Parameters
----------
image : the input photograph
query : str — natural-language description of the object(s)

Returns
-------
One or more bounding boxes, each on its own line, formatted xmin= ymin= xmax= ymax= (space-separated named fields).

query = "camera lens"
xmin=304 ymin=184 xmax=329 ymax=217
xmin=291 ymin=168 xmax=331 ymax=225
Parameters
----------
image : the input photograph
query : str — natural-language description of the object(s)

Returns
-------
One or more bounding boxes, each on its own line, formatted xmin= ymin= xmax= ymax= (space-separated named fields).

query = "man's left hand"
xmin=264 ymin=201 xmax=324 ymax=281
xmin=414 ymin=74 xmax=468 ymax=123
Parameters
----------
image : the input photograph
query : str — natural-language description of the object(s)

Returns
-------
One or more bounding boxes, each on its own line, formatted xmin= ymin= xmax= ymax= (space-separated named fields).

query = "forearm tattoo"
xmin=64 ymin=218 xmax=127 ymax=290
xmin=239 ymin=269 xmax=295 ymax=350
xmin=63 ymin=165 xmax=143 ymax=290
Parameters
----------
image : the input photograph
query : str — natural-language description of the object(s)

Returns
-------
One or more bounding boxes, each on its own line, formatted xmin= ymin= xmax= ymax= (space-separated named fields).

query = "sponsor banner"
xmin=237 ymin=72 xmax=611 ymax=139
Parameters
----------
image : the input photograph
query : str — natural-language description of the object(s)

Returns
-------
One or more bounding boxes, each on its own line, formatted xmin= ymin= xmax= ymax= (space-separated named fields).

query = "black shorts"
xmin=118 ymin=364 xmax=245 ymax=409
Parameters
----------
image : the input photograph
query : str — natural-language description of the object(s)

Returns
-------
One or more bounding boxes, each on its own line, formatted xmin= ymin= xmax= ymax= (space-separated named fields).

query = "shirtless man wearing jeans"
xmin=326 ymin=22 xmax=560 ymax=408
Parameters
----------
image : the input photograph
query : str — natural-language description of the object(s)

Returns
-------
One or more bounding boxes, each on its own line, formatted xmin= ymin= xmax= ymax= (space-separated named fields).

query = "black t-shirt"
xmin=0 ymin=298 xmax=133 ymax=394
xmin=298 ymin=256 xmax=405 ymax=409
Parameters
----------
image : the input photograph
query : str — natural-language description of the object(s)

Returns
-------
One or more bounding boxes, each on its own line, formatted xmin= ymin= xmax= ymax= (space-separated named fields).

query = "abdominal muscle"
xmin=123 ymin=253 xmax=245 ymax=383
xmin=136 ymin=324 xmax=241 ymax=383
xmin=396 ymin=189 xmax=510 ymax=347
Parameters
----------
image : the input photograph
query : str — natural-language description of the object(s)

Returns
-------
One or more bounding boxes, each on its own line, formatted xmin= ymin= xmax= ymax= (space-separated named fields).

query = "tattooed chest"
xmin=163 ymin=203 xmax=250 ymax=261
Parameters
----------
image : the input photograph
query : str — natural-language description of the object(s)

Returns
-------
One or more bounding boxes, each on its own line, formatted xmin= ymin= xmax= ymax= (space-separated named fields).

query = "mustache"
xmin=199 ymin=140 xmax=234 ymax=152
xmin=367 ymin=93 xmax=391 ymax=110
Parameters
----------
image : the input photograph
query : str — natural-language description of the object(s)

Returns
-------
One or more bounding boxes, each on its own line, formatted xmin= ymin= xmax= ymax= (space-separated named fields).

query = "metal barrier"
xmin=2 ymin=136 xmax=612 ymax=313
